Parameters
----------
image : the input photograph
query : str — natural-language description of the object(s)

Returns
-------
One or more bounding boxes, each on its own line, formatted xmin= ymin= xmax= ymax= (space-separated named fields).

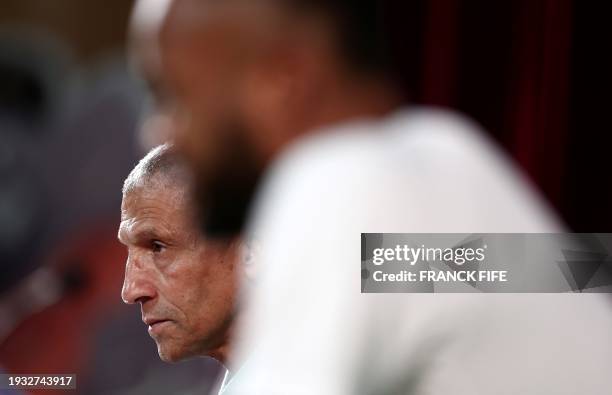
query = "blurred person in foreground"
xmin=119 ymin=144 xmax=245 ymax=393
xmin=130 ymin=0 xmax=612 ymax=394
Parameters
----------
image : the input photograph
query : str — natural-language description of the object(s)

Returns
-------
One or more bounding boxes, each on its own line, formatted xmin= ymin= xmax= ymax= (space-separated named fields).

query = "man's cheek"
xmin=157 ymin=322 xmax=186 ymax=346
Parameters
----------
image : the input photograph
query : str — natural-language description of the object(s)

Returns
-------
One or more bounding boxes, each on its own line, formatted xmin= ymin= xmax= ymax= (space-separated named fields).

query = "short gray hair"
xmin=122 ymin=143 xmax=191 ymax=196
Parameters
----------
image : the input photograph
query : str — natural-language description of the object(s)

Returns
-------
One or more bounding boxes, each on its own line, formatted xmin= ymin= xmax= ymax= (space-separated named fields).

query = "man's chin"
xmin=156 ymin=342 xmax=193 ymax=363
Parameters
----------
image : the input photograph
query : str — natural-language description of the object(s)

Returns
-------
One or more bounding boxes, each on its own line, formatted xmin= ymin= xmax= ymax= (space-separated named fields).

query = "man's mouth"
xmin=144 ymin=318 xmax=172 ymax=335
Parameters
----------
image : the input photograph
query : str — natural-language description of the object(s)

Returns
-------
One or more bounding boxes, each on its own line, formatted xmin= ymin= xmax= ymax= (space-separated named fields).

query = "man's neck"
xmin=208 ymin=343 xmax=231 ymax=367
xmin=277 ymin=76 xmax=403 ymax=159
xmin=310 ymin=80 xmax=402 ymax=131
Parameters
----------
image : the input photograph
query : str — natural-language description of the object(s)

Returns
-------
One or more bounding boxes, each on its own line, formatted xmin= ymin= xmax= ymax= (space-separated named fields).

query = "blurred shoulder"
xmin=249 ymin=106 xmax=562 ymax=234
xmin=258 ymin=107 xmax=504 ymax=188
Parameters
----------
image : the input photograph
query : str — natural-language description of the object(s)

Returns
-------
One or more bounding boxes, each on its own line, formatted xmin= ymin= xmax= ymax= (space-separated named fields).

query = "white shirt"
xmin=226 ymin=108 xmax=612 ymax=394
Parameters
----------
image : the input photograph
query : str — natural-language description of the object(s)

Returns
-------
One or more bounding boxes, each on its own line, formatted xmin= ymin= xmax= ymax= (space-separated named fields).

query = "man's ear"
xmin=239 ymin=50 xmax=295 ymax=137
xmin=236 ymin=237 xmax=259 ymax=283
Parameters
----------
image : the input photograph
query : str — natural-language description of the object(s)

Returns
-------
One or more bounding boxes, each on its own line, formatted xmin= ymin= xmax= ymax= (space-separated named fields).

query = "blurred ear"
xmin=238 ymin=237 xmax=259 ymax=283
xmin=239 ymin=49 xmax=295 ymax=137
xmin=239 ymin=36 xmax=327 ymax=139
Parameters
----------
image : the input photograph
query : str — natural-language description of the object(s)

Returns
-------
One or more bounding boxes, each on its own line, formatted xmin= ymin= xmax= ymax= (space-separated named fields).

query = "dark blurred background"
xmin=389 ymin=0 xmax=611 ymax=232
xmin=0 ymin=0 xmax=609 ymax=394
xmin=0 ymin=1 xmax=222 ymax=394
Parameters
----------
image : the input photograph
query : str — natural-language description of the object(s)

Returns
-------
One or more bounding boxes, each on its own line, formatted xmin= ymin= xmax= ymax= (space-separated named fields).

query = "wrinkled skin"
xmin=119 ymin=182 xmax=239 ymax=363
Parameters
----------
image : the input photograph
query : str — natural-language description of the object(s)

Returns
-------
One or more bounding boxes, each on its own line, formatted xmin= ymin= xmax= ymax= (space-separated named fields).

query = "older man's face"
xmin=118 ymin=182 xmax=238 ymax=362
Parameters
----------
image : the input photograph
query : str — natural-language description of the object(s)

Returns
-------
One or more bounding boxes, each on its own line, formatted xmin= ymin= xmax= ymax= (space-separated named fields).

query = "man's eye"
xmin=151 ymin=240 xmax=166 ymax=253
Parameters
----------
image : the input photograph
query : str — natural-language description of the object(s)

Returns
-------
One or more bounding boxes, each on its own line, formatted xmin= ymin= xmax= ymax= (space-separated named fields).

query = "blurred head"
xmin=119 ymin=144 xmax=241 ymax=363
xmin=130 ymin=0 xmax=402 ymax=236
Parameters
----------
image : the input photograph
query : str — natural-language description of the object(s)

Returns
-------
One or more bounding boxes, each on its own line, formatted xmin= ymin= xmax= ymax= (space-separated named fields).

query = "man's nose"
xmin=121 ymin=257 xmax=157 ymax=305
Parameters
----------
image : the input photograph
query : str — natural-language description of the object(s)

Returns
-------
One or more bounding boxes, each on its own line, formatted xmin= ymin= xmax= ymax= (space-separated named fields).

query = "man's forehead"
xmin=121 ymin=195 xmax=170 ymax=220
xmin=122 ymin=182 xmax=185 ymax=213
xmin=119 ymin=189 xmax=188 ymax=240
xmin=121 ymin=181 xmax=194 ymax=228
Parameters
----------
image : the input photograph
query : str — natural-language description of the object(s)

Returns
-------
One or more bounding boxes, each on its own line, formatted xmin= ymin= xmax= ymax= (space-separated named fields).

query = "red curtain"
xmin=395 ymin=0 xmax=608 ymax=230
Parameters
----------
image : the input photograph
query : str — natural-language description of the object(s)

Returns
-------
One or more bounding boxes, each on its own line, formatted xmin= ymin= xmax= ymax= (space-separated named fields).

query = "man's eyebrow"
xmin=136 ymin=226 xmax=172 ymax=241
xmin=118 ymin=224 xmax=173 ymax=245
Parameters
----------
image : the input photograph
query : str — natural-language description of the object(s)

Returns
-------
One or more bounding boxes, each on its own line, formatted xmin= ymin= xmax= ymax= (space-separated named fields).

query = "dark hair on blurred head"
xmin=285 ymin=0 xmax=393 ymax=77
